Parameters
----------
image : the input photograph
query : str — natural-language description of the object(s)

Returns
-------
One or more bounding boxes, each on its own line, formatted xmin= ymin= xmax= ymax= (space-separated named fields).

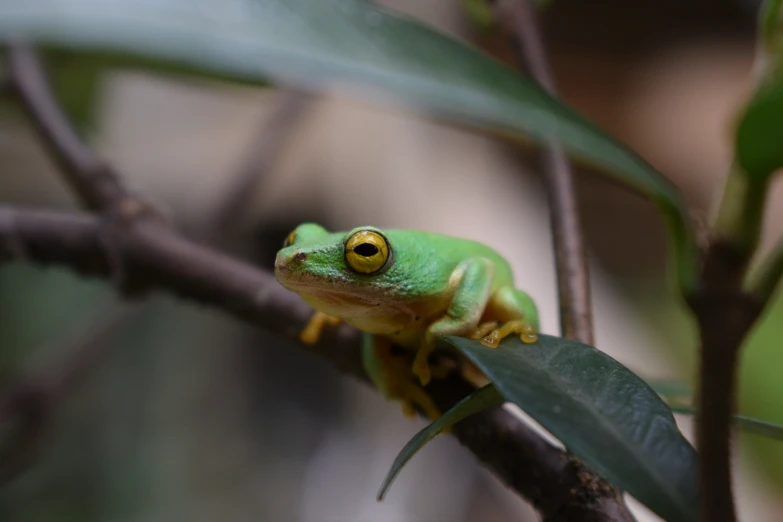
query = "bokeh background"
xmin=2 ymin=0 xmax=782 ymax=520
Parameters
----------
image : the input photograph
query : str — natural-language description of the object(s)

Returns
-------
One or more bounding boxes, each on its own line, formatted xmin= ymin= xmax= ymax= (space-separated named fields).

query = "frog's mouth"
xmin=275 ymin=268 xmax=383 ymax=310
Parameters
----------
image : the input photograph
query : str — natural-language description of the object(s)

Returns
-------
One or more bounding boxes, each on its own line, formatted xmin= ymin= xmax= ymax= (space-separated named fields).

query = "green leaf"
xmin=444 ymin=334 xmax=700 ymax=522
xmin=460 ymin=0 xmax=496 ymax=32
xmin=669 ymin=404 xmax=783 ymax=441
xmin=46 ymin=52 xmax=104 ymax=133
xmin=0 ymin=0 xmax=697 ymax=292
xmin=735 ymin=0 xmax=783 ymax=180
xmin=646 ymin=379 xmax=693 ymax=400
xmin=736 ymin=83 xmax=783 ymax=180
xmin=378 ymin=384 xmax=504 ymax=500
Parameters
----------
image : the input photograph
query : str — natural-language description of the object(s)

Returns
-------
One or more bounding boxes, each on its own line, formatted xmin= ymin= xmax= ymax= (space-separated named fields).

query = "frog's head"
xmin=274 ymin=223 xmax=398 ymax=317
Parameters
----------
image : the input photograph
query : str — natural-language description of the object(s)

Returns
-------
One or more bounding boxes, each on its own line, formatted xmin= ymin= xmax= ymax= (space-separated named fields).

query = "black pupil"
xmin=354 ymin=243 xmax=379 ymax=257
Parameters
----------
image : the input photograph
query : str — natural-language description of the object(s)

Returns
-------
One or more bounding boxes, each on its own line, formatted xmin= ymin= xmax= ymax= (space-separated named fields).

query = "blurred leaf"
xmin=735 ymin=0 xmax=783 ymax=180
xmin=0 ymin=0 xmax=696 ymax=291
xmin=46 ymin=52 xmax=104 ymax=133
xmin=646 ymin=379 xmax=693 ymax=400
xmin=669 ymin=404 xmax=783 ymax=441
xmin=444 ymin=334 xmax=700 ymax=522
xmin=736 ymin=81 xmax=783 ymax=180
xmin=378 ymin=384 xmax=504 ymax=500
xmin=460 ymin=0 xmax=495 ymax=31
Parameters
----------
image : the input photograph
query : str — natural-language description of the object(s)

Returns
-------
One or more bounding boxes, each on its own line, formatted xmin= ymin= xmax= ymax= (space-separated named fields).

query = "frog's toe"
xmin=412 ymin=357 xmax=432 ymax=386
xmin=478 ymin=319 xmax=538 ymax=347
xmin=470 ymin=321 xmax=500 ymax=340
xmin=399 ymin=384 xmax=441 ymax=420
xmin=401 ymin=400 xmax=417 ymax=419
xmin=299 ymin=312 xmax=342 ymax=344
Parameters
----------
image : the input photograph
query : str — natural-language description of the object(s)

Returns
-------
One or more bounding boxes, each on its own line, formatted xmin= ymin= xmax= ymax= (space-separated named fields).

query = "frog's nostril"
xmin=294 ymin=252 xmax=307 ymax=263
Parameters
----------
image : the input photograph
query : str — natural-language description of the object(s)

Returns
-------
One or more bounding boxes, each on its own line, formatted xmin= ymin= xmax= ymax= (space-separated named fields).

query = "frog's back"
xmin=384 ymin=229 xmax=515 ymax=290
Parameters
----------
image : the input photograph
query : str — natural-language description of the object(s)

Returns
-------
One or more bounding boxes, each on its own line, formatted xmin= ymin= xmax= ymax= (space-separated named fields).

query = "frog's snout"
xmin=274 ymin=250 xmax=308 ymax=276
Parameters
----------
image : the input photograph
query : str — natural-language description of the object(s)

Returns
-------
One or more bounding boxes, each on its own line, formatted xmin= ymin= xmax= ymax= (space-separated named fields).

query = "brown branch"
xmin=0 ymin=44 xmax=630 ymax=520
xmin=7 ymin=43 xmax=132 ymax=211
xmin=201 ymin=90 xmax=311 ymax=241
xmin=497 ymin=0 xmax=594 ymax=346
xmin=2 ymin=45 xmax=312 ymax=482
xmin=0 ymin=205 xmax=632 ymax=520
xmin=688 ymin=242 xmax=763 ymax=522
xmin=487 ymin=2 xmax=629 ymax=520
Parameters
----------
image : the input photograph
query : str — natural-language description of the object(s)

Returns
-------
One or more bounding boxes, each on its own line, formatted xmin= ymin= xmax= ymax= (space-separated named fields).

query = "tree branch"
xmin=0 ymin=44 xmax=631 ymax=521
xmin=0 ymin=205 xmax=631 ymax=519
xmin=0 ymin=304 xmax=137 ymax=480
xmin=7 ymin=43 xmax=132 ymax=211
xmin=497 ymin=0 xmax=594 ymax=346
xmin=201 ymin=90 xmax=311 ymax=241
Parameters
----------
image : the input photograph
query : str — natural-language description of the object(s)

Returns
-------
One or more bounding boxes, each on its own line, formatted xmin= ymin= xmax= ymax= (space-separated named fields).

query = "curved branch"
xmin=7 ymin=43 xmax=131 ymax=211
xmin=0 ymin=205 xmax=630 ymax=520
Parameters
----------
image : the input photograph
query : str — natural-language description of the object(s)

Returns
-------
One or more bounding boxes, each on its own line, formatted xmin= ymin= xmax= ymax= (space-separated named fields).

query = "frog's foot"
xmin=396 ymin=383 xmax=442 ymax=420
xmin=365 ymin=335 xmax=441 ymax=420
xmin=412 ymin=343 xmax=437 ymax=386
xmin=470 ymin=321 xmax=501 ymax=340
xmin=384 ymin=358 xmax=441 ymax=419
xmin=429 ymin=357 xmax=456 ymax=380
xmin=460 ymin=359 xmax=490 ymax=388
xmin=299 ymin=311 xmax=342 ymax=345
xmin=472 ymin=319 xmax=537 ymax=348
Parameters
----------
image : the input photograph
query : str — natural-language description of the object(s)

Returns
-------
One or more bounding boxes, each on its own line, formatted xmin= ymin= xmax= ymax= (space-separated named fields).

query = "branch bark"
xmin=498 ymin=0 xmax=594 ymax=346
xmin=0 ymin=44 xmax=634 ymax=521
xmin=7 ymin=43 xmax=133 ymax=211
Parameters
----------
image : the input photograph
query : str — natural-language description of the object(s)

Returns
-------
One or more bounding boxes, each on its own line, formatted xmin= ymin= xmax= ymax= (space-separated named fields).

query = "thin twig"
xmin=201 ymin=90 xmax=311 ymax=242
xmin=7 ymin=43 xmax=130 ymax=211
xmin=497 ymin=0 xmax=594 ymax=345
xmin=0 ymin=44 xmax=630 ymax=520
xmin=0 ymin=71 xmax=11 ymax=97
xmin=0 ymin=304 xmax=138 ymax=480
xmin=747 ymin=238 xmax=783 ymax=304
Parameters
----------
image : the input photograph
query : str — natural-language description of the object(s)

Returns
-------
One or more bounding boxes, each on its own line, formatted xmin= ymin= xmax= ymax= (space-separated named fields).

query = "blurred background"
xmin=2 ymin=0 xmax=783 ymax=520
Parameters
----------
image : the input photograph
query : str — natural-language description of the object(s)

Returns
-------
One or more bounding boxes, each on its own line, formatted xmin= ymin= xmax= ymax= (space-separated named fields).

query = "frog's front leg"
xmin=472 ymin=286 xmax=539 ymax=347
xmin=414 ymin=257 xmax=495 ymax=385
xmin=362 ymin=333 xmax=441 ymax=419
xmin=299 ymin=311 xmax=342 ymax=345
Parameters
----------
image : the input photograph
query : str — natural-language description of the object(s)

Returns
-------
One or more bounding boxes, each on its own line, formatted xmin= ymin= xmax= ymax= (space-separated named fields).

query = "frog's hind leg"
xmin=478 ymin=287 xmax=539 ymax=348
xmin=362 ymin=333 xmax=441 ymax=420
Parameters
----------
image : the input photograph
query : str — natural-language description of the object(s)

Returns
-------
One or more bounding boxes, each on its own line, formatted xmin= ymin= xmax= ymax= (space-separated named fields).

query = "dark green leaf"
xmin=735 ymin=0 xmax=783 ymax=180
xmin=646 ymin=379 xmax=693 ymax=400
xmin=0 ymin=0 xmax=696 ymax=291
xmin=46 ymin=52 xmax=104 ymax=133
xmin=377 ymin=384 xmax=504 ymax=500
xmin=444 ymin=334 xmax=699 ymax=522
xmin=667 ymin=405 xmax=783 ymax=441
xmin=736 ymin=83 xmax=783 ymax=180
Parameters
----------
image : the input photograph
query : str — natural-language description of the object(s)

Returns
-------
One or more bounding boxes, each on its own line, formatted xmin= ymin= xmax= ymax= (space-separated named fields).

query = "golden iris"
xmin=283 ymin=230 xmax=297 ymax=248
xmin=344 ymin=230 xmax=391 ymax=274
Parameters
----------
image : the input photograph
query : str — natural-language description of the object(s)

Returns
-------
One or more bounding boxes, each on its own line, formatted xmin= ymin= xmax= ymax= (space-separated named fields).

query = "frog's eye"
xmin=344 ymin=230 xmax=392 ymax=274
xmin=283 ymin=230 xmax=297 ymax=248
